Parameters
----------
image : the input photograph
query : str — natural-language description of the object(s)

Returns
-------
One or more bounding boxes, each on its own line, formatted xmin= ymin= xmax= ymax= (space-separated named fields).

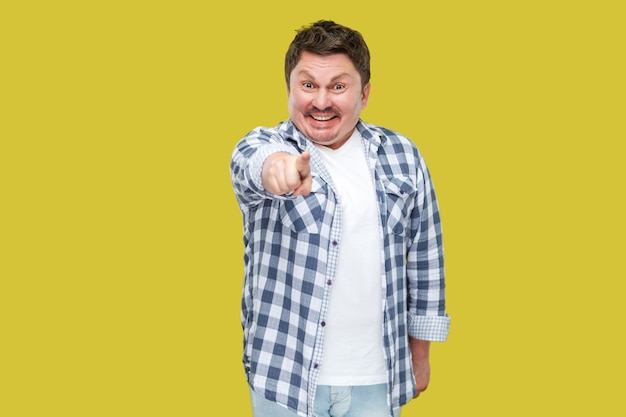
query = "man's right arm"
xmin=230 ymin=128 xmax=303 ymax=207
xmin=261 ymin=151 xmax=312 ymax=196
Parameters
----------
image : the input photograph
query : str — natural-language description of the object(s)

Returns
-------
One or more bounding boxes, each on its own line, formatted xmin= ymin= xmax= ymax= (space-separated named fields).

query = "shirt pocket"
xmin=383 ymin=176 xmax=417 ymax=235
xmin=279 ymin=176 xmax=327 ymax=234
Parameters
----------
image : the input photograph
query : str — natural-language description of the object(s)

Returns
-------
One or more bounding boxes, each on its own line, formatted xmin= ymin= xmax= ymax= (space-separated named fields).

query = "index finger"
xmin=295 ymin=151 xmax=311 ymax=176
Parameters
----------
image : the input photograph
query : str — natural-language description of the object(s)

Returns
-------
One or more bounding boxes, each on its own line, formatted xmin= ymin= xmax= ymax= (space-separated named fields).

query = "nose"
xmin=312 ymin=88 xmax=332 ymax=110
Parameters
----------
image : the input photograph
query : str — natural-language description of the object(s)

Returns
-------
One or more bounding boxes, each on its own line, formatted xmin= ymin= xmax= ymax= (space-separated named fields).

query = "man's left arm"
xmin=406 ymin=154 xmax=450 ymax=396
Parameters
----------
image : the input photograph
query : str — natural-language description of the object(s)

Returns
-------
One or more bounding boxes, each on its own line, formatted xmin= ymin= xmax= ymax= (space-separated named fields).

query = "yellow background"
xmin=2 ymin=0 xmax=624 ymax=415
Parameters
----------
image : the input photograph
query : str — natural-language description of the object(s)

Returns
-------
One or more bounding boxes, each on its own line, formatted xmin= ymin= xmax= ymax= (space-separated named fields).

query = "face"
xmin=288 ymin=51 xmax=370 ymax=149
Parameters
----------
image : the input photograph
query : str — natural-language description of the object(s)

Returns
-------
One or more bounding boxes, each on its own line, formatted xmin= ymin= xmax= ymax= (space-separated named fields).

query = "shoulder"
xmin=239 ymin=120 xmax=304 ymax=148
xmin=243 ymin=120 xmax=290 ymax=140
xmin=359 ymin=121 xmax=420 ymax=154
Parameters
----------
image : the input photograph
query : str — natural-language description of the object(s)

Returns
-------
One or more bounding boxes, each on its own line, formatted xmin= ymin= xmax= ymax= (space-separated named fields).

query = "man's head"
xmin=285 ymin=21 xmax=372 ymax=149
xmin=285 ymin=20 xmax=371 ymax=89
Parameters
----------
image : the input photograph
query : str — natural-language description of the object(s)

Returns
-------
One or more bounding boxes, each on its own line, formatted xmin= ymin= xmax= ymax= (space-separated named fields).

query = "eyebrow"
xmin=296 ymin=70 xmax=353 ymax=82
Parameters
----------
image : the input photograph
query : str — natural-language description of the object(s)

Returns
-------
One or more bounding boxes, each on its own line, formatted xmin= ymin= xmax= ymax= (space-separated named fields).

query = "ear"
xmin=361 ymin=82 xmax=371 ymax=108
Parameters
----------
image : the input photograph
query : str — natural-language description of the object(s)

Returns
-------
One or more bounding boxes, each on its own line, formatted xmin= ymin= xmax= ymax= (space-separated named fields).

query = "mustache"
xmin=305 ymin=107 xmax=338 ymax=116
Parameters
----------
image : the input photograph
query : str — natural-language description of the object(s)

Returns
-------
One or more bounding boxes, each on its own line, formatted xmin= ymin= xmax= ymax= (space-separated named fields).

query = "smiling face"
xmin=287 ymin=51 xmax=371 ymax=150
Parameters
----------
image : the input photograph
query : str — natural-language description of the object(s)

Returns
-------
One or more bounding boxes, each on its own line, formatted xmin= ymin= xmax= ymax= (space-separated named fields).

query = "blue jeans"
xmin=250 ymin=384 xmax=401 ymax=417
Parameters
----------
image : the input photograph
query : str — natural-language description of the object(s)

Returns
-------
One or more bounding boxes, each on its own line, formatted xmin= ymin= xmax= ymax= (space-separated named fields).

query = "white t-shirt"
xmin=314 ymin=129 xmax=387 ymax=386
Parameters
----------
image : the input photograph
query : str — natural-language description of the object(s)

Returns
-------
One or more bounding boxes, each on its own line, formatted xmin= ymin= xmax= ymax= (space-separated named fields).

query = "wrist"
xmin=409 ymin=337 xmax=431 ymax=362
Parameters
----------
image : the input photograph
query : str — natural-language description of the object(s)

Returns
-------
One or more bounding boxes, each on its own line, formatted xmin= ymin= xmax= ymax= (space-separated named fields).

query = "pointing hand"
xmin=262 ymin=151 xmax=312 ymax=196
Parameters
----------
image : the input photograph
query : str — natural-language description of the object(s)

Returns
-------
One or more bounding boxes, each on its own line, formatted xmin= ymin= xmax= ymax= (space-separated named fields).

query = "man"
xmin=230 ymin=20 xmax=450 ymax=417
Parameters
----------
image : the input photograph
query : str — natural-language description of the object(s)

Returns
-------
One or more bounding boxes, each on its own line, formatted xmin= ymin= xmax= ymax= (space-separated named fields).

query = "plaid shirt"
xmin=230 ymin=120 xmax=450 ymax=417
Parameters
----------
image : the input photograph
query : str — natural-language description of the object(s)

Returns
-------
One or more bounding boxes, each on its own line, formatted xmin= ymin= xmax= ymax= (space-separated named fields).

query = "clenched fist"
xmin=261 ymin=151 xmax=312 ymax=196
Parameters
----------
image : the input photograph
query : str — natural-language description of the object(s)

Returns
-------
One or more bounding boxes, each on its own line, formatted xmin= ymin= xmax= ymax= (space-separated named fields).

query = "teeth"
xmin=312 ymin=115 xmax=333 ymax=121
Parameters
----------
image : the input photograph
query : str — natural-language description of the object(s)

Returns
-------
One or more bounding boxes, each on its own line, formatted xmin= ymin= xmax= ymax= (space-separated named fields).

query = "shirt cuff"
xmin=408 ymin=314 xmax=450 ymax=342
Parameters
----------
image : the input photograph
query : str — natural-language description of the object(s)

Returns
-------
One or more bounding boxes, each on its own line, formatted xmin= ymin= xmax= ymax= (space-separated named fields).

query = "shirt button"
xmin=327 ymin=279 xmax=332 ymax=285
xmin=332 ymin=240 xmax=338 ymax=246
xmin=313 ymin=363 xmax=319 ymax=369
xmin=321 ymin=321 xmax=326 ymax=327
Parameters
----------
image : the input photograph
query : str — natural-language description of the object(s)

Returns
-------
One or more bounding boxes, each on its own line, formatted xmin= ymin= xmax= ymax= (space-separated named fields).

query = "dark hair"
xmin=285 ymin=20 xmax=371 ymax=89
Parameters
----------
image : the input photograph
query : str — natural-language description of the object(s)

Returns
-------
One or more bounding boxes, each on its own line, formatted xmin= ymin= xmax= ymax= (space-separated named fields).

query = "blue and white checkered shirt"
xmin=230 ymin=119 xmax=450 ymax=417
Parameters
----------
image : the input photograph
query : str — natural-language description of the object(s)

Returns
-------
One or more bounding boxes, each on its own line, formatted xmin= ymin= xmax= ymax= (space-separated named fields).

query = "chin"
xmin=309 ymin=134 xmax=338 ymax=144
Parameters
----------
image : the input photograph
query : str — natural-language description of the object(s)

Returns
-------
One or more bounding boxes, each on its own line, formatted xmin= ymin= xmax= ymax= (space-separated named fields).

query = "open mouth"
xmin=310 ymin=115 xmax=337 ymax=121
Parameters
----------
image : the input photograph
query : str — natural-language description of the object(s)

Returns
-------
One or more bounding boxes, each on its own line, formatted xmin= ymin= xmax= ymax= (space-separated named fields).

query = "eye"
xmin=333 ymin=83 xmax=345 ymax=91
xmin=303 ymin=82 xmax=313 ymax=89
